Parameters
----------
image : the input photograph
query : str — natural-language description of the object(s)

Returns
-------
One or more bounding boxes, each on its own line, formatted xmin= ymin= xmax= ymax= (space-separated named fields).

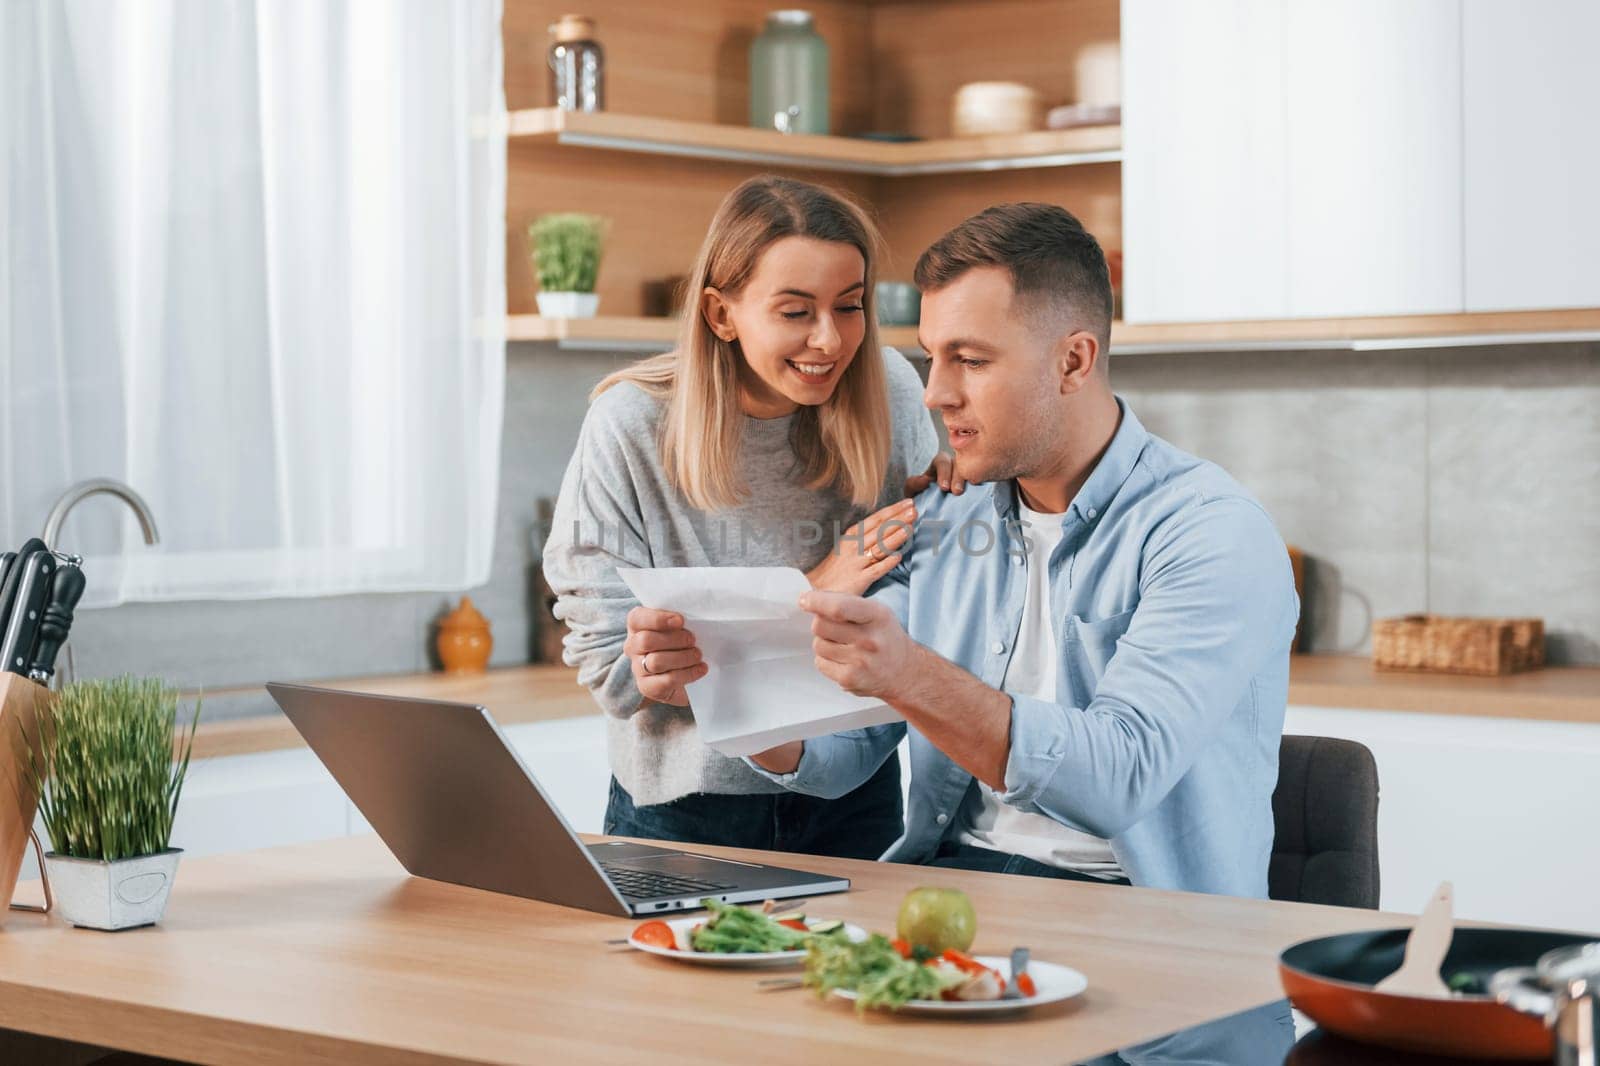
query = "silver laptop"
xmin=266 ymin=682 xmax=849 ymax=917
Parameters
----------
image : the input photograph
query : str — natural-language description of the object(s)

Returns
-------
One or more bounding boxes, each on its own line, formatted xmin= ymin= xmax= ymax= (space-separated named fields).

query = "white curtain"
xmin=0 ymin=0 xmax=506 ymax=607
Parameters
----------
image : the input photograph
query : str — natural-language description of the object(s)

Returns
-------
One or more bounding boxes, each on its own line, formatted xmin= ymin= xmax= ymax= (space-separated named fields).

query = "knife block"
xmin=0 ymin=673 xmax=48 ymax=923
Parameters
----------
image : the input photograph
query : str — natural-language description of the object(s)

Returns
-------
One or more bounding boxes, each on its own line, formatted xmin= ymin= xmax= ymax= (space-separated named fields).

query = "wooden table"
xmin=0 ymin=835 xmax=1400 ymax=1065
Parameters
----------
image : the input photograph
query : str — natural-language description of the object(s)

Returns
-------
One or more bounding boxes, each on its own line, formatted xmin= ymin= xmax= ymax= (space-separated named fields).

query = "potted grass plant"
xmin=25 ymin=676 xmax=200 ymax=931
xmin=530 ymin=212 xmax=607 ymax=318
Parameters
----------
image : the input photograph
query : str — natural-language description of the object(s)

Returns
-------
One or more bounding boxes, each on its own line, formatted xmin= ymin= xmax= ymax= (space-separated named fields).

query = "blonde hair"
xmin=594 ymin=176 xmax=891 ymax=511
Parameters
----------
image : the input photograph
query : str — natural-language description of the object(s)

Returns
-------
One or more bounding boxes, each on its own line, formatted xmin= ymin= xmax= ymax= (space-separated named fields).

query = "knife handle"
xmin=0 ymin=539 xmax=46 ymax=632
xmin=0 ymin=540 xmax=47 ymax=662
xmin=28 ymin=563 xmax=85 ymax=682
xmin=9 ymin=539 xmax=45 ymax=560
xmin=1 ymin=551 xmax=53 ymax=676
xmin=0 ymin=534 xmax=41 ymax=617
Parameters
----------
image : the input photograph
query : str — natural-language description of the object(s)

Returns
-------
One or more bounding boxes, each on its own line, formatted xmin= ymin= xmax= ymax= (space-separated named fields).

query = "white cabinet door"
xmin=1463 ymin=0 xmax=1600 ymax=311
xmin=1282 ymin=0 xmax=1464 ymax=317
xmin=170 ymin=748 xmax=350 ymax=859
xmin=504 ymin=716 xmax=611 ymax=835
xmin=1285 ymin=705 xmax=1600 ymax=933
xmin=1123 ymin=0 xmax=1466 ymax=323
xmin=1122 ymin=0 xmax=1289 ymax=323
xmin=14 ymin=747 xmax=348 ymax=882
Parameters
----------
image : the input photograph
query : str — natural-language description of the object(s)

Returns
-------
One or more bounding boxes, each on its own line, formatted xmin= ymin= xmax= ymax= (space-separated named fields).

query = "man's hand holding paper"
xmin=618 ymin=567 xmax=904 ymax=758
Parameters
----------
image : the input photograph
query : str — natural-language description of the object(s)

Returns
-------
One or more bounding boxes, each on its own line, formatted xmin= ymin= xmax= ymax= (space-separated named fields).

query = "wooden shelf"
xmin=506 ymin=314 xmax=683 ymax=347
xmin=508 ymin=308 xmax=1600 ymax=354
xmin=507 ymin=313 xmax=921 ymax=351
xmin=509 ymin=107 xmax=1122 ymax=177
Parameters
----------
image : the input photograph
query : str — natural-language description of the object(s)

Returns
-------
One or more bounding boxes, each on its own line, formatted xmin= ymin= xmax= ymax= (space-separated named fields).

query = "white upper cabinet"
xmin=1123 ymin=0 xmax=1467 ymax=323
xmin=1122 ymin=0 xmax=1289 ymax=323
xmin=1282 ymin=0 xmax=1463 ymax=318
xmin=1462 ymin=0 xmax=1600 ymax=312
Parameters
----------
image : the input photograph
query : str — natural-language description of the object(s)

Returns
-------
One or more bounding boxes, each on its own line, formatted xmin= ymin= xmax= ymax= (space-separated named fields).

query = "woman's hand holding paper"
xmin=624 ymin=607 xmax=706 ymax=707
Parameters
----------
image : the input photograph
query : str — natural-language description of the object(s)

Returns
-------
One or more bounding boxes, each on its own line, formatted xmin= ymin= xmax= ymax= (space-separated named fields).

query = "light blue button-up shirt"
xmin=751 ymin=400 xmax=1299 ymax=898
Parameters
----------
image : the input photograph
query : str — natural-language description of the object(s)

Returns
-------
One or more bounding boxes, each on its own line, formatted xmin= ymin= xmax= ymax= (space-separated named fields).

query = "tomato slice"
xmin=777 ymin=918 xmax=809 ymax=932
xmin=940 ymin=948 xmax=1009 ymax=988
xmin=940 ymin=949 xmax=988 ymax=975
xmin=890 ymin=938 xmax=913 ymax=959
xmin=632 ymin=920 xmax=676 ymax=950
xmin=1016 ymin=972 xmax=1037 ymax=997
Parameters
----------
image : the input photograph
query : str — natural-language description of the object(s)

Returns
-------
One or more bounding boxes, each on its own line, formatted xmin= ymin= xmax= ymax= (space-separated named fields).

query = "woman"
xmin=542 ymin=175 xmax=946 ymax=860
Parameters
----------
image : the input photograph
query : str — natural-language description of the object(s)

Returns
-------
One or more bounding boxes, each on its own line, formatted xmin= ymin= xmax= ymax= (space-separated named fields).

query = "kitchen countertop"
xmin=0 ymin=832 xmax=1397 ymax=1064
xmin=1286 ymin=654 xmax=1600 ymax=724
xmin=183 ymin=655 xmax=1600 ymax=761
xmin=185 ymin=665 xmax=598 ymax=759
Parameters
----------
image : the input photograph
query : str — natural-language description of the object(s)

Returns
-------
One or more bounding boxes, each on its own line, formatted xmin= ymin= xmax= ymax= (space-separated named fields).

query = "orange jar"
xmin=437 ymin=596 xmax=493 ymax=674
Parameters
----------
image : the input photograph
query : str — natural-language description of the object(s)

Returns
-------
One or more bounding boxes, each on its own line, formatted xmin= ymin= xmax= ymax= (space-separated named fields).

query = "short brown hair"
xmin=914 ymin=203 xmax=1113 ymax=351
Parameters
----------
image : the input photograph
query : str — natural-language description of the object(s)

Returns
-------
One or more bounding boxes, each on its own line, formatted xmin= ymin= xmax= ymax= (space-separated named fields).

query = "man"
xmin=748 ymin=203 xmax=1299 ymax=902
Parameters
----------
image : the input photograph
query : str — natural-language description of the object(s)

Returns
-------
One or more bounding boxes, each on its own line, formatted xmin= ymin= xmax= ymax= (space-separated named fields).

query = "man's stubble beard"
xmin=960 ymin=395 xmax=1062 ymax=487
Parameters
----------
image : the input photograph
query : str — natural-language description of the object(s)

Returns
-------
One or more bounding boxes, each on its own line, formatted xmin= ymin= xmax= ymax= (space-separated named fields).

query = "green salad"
xmin=804 ymin=933 xmax=966 ymax=1011
xmin=687 ymin=898 xmax=846 ymax=954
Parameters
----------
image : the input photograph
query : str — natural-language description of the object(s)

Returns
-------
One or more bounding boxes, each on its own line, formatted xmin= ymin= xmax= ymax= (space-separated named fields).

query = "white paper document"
xmin=617 ymin=566 xmax=904 ymax=758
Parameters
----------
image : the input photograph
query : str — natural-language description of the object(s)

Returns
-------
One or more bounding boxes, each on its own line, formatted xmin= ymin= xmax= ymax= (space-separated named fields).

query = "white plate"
xmin=832 ymin=955 xmax=1088 ymax=1014
xmin=627 ymin=915 xmax=867 ymax=967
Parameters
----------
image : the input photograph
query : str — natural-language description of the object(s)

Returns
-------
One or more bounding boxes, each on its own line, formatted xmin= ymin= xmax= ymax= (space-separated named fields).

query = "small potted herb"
xmin=25 ymin=676 xmax=200 ymax=931
xmin=529 ymin=212 xmax=607 ymax=318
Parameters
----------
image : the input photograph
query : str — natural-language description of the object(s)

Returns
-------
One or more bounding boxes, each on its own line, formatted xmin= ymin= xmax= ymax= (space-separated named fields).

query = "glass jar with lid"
xmin=749 ymin=11 xmax=829 ymax=134
xmin=548 ymin=14 xmax=604 ymax=112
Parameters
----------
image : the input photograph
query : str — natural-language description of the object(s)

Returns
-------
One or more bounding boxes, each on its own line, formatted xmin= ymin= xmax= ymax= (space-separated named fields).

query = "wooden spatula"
xmin=1375 ymin=881 xmax=1454 ymax=997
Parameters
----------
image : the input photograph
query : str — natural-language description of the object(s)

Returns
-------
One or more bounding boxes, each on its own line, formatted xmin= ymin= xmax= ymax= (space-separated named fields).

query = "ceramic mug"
xmin=876 ymin=281 xmax=920 ymax=326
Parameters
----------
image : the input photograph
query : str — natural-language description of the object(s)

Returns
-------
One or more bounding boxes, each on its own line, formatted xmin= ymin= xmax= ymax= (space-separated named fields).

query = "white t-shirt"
xmin=952 ymin=499 xmax=1126 ymax=880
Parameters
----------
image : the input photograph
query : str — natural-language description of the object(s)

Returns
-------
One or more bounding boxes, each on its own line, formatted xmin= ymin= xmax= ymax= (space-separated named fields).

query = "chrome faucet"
xmin=41 ymin=478 xmax=161 ymax=552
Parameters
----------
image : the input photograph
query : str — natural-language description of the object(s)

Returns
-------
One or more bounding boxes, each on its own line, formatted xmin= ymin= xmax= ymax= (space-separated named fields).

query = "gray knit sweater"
xmin=542 ymin=348 xmax=939 ymax=806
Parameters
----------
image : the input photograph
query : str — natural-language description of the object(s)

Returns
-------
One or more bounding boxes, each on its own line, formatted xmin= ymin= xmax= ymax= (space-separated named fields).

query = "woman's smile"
xmin=786 ymin=357 xmax=839 ymax=381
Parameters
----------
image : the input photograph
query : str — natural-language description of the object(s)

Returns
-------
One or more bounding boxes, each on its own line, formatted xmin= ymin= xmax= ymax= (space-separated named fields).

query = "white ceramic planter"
xmin=535 ymin=291 xmax=600 ymax=318
xmin=44 ymin=848 xmax=182 ymax=931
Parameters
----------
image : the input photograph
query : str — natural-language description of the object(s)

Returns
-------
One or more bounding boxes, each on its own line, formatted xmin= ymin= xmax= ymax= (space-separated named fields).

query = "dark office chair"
xmin=1269 ymin=735 xmax=1381 ymax=909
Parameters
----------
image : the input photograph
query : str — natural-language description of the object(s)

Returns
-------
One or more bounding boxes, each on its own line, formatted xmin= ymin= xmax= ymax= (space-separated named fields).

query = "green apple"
xmin=896 ymin=886 xmax=977 ymax=954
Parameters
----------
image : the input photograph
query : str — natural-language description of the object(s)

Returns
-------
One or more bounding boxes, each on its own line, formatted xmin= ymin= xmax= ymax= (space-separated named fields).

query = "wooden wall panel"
xmin=504 ymin=0 xmax=877 ymax=133
xmin=508 ymin=144 xmax=880 ymax=316
xmin=509 ymin=153 xmax=1121 ymax=317
xmin=874 ymin=163 xmax=1121 ymax=282
xmin=505 ymin=0 xmax=1124 ymax=318
xmin=869 ymin=0 xmax=1119 ymax=138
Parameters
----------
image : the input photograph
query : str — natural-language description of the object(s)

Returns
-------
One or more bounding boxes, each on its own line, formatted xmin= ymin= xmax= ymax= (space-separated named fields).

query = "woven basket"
xmin=1372 ymin=615 xmax=1545 ymax=676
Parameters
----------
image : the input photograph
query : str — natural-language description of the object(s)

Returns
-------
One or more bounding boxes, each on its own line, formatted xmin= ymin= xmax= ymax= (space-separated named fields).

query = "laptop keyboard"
xmin=600 ymin=864 xmax=735 ymax=901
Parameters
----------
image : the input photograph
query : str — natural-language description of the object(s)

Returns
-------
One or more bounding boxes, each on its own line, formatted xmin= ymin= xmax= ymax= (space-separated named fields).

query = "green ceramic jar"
xmin=750 ymin=11 xmax=829 ymax=135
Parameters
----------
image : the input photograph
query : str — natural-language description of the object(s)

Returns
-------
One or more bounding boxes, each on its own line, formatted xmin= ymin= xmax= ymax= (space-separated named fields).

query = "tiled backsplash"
xmin=1114 ymin=341 xmax=1600 ymax=664
xmin=65 ymin=340 xmax=1599 ymax=723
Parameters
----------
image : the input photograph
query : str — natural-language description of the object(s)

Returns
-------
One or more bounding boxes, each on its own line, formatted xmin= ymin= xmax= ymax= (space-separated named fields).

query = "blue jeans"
xmin=927 ymin=840 xmax=1133 ymax=885
xmin=603 ymin=756 xmax=903 ymax=861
